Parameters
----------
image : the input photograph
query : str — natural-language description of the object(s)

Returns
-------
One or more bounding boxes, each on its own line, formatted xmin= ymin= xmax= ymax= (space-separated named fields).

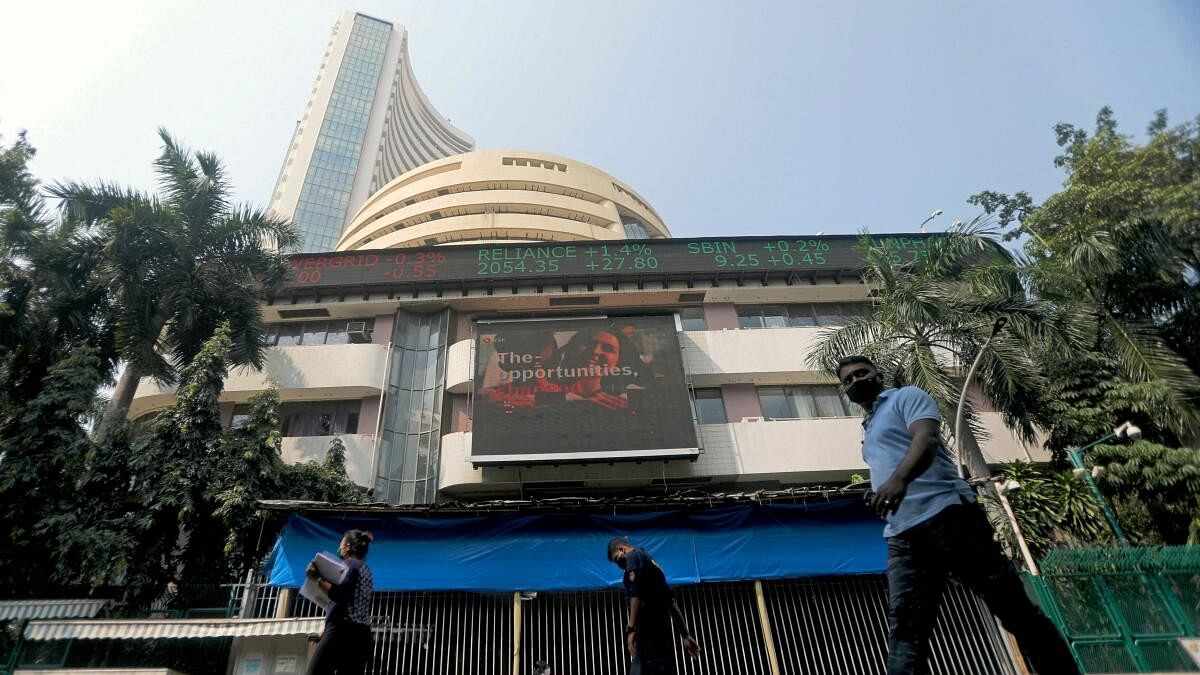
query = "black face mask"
xmin=845 ymin=377 xmax=883 ymax=404
xmin=615 ymin=556 xmax=627 ymax=569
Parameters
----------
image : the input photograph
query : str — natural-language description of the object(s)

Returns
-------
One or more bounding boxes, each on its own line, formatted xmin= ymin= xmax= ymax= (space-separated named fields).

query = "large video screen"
xmin=471 ymin=315 xmax=699 ymax=464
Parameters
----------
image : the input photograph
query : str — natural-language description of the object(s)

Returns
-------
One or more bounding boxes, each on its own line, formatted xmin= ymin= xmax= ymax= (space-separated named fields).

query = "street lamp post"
xmin=951 ymin=318 xmax=1042 ymax=573
xmin=918 ymin=209 xmax=943 ymax=233
xmin=1066 ymin=422 xmax=1141 ymax=547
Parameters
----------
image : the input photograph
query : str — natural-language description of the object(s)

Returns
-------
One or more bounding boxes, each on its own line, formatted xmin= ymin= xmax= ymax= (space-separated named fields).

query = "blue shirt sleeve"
xmin=897 ymin=387 xmax=941 ymax=427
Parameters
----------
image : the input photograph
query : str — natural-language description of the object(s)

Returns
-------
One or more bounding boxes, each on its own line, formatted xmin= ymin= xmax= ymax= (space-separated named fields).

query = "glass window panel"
xmin=788 ymin=304 xmax=817 ymax=327
xmin=434 ymin=349 xmax=446 ymax=385
xmin=811 ymin=386 xmax=848 ymax=417
xmin=738 ymin=307 xmax=764 ymax=329
xmin=425 ymin=350 xmax=440 ymax=389
xmin=789 ymin=389 xmax=819 ymax=419
xmin=428 ymin=314 xmax=443 ymax=347
xmin=404 ymin=316 xmax=421 ymax=346
xmin=762 ymin=306 xmax=788 ymax=328
xmin=302 ymin=322 xmax=327 ymax=345
xmin=399 ymin=481 xmax=416 ymax=504
xmin=420 ymin=388 xmax=435 ymax=430
xmin=265 ymin=325 xmax=279 ymax=345
xmin=388 ymin=387 xmax=411 ymax=433
xmin=388 ymin=438 xmax=407 ymax=482
xmin=398 ymin=348 xmax=417 ymax=389
xmin=679 ymin=307 xmax=706 ymax=331
xmin=815 ymin=303 xmax=852 ymax=326
xmin=375 ymin=436 xmax=392 ymax=478
xmin=373 ymin=477 xmax=387 ymax=500
xmin=403 ymin=435 xmax=420 ymax=481
xmin=415 ymin=433 xmax=431 ymax=480
xmin=276 ymin=324 xmax=302 ymax=347
xmin=409 ymin=349 xmax=429 ymax=392
xmin=694 ymin=389 xmax=727 ymax=424
xmin=346 ymin=412 xmax=359 ymax=434
xmin=416 ymin=316 xmax=431 ymax=348
xmin=758 ymin=387 xmax=791 ymax=419
xmin=325 ymin=321 xmax=349 ymax=345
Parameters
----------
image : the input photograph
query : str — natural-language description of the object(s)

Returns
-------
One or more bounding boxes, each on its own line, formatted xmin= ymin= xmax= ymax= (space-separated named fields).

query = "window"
xmin=266 ymin=318 xmax=375 ymax=346
xmin=678 ymin=307 xmax=707 ymax=331
xmin=621 ymin=215 xmax=650 ymax=239
xmin=278 ymin=400 xmax=362 ymax=437
xmin=693 ymin=388 xmax=727 ymax=424
xmin=737 ymin=304 xmax=872 ymax=328
xmin=757 ymin=385 xmax=859 ymax=419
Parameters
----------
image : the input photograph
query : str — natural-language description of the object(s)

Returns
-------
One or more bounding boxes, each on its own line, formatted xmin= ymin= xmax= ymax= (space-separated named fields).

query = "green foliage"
xmin=807 ymin=218 xmax=1072 ymax=478
xmin=971 ymin=108 xmax=1200 ymax=442
xmin=45 ymin=128 xmax=298 ymax=441
xmin=994 ymin=462 xmax=1112 ymax=558
xmin=0 ymin=345 xmax=107 ymax=589
xmin=1092 ymin=441 xmax=1200 ymax=545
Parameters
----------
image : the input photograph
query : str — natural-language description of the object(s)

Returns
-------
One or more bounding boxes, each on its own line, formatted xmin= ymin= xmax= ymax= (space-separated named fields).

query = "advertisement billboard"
xmin=471 ymin=316 xmax=699 ymax=464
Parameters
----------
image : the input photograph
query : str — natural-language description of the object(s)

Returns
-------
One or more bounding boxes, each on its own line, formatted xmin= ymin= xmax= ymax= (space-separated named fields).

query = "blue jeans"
xmin=885 ymin=502 xmax=1080 ymax=675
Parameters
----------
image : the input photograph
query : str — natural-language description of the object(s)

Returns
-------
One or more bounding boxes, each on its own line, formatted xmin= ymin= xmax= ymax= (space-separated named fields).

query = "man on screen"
xmin=837 ymin=355 xmax=1079 ymax=675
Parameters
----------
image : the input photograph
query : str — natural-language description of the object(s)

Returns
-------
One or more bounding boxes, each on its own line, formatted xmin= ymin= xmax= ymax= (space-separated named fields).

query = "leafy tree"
xmin=46 ymin=129 xmax=298 ymax=443
xmin=0 ymin=131 xmax=115 ymax=417
xmin=807 ymin=220 xmax=1078 ymax=479
xmin=1091 ymin=441 xmax=1200 ymax=545
xmin=0 ymin=345 xmax=107 ymax=590
xmin=970 ymin=108 xmax=1200 ymax=442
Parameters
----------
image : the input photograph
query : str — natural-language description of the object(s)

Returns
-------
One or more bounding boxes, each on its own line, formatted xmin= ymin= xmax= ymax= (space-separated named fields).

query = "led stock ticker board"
xmin=283 ymin=234 xmax=933 ymax=291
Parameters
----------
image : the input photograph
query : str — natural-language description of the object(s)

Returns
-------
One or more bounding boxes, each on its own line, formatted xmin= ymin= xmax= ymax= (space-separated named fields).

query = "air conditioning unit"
xmin=346 ymin=321 xmax=372 ymax=343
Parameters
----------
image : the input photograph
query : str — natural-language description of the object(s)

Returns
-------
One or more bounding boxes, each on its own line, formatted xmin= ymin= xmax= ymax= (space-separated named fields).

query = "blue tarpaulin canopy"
xmin=265 ymin=501 xmax=886 ymax=593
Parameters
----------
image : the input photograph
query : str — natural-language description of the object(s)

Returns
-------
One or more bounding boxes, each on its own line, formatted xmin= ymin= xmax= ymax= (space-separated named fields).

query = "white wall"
xmin=280 ymin=434 xmax=376 ymax=487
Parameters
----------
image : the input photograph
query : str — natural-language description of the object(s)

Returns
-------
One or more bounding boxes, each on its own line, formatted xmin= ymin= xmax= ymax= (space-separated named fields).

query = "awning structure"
xmin=267 ymin=500 xmax=887 ymax=593
xmin=0 ymin=599 xmax=108 ymax=621
xmin=23 ymin=617 xmax=323 ymax=641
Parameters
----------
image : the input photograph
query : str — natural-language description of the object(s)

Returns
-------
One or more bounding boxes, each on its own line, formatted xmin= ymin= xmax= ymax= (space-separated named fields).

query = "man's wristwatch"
xmin=625 ymin=625 xmax=636 ymax=635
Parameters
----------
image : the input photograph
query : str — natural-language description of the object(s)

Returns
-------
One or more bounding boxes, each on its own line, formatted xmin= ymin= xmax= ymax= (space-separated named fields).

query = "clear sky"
xmin=2 ymin=1 xmax=1198 ymax=238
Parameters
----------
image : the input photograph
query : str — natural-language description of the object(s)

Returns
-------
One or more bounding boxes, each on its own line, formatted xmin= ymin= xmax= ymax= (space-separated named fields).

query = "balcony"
xmin=436 ymin=412 xmax=1046 ymax=495
xmin=130 ymin=344 xmax=389 ymax=419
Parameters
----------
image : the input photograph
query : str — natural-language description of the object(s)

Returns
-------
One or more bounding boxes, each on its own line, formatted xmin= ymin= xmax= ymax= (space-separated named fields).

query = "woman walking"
xmin=306 ymin=530 xmax=375 ymax=675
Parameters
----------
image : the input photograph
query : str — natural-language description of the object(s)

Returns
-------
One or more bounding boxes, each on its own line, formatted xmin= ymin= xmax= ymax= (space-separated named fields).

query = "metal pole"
xmin=511 ymin=592 xmax=522 ymax=675
xmin=1066 ymin=445 xmax=1130 ymax=546
xmin=954 ymin=317 xmax=1006 ymax=479
xmin=753 ymin=580 xmax=783 ymax=675
xmin=993 ymin=483 xmax=1040 ymax=576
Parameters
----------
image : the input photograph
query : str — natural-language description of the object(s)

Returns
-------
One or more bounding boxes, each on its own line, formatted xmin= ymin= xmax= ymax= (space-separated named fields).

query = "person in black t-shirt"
xmin=608 ymin=538 xmax=701 ymax=675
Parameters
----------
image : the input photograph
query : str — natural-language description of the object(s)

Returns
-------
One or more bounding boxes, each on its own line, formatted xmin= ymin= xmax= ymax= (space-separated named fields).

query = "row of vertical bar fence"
xmin=234 ymin=574 xmax=1016 ymax=674
xmin=1029 ymin=546 xmax=1200 ymax=673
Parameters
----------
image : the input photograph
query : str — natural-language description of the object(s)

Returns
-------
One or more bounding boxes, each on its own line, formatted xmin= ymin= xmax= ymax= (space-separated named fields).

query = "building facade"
xmin=118 ymin=152 xmax=1044 ymax=674
xmin=268 ymin=12 xmax=474 ymax=252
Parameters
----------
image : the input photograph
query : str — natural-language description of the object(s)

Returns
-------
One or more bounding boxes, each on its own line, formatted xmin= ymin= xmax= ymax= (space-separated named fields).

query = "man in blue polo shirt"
xmin=837 ymin=355 xmax=1079 ymax=675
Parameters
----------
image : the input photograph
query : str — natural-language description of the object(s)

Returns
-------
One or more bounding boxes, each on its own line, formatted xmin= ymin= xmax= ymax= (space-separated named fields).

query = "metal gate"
xmin=255 ymin=575 xmax=1017 ymax=674
xmin=764 ymin=576 xmax=1017 ymax=675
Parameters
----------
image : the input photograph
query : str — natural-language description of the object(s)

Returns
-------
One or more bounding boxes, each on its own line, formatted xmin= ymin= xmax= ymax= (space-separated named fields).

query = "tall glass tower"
xmin=269 ymin=12 xmax=474 ymax=252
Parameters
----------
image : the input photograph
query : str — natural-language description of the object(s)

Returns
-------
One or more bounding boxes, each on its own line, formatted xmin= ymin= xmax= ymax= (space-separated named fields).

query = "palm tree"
xmin=807 ymin=220 xmax=1081 ymax=479
xmin=46 ymin=129 xmax=298 ymax=442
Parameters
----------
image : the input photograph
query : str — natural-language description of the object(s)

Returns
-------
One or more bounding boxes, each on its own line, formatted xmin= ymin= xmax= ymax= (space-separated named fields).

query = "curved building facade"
xmin=336 ymin=150 xmax=670 ymax=250
xmin=268 ymin=12 xmax=474 ymax=252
